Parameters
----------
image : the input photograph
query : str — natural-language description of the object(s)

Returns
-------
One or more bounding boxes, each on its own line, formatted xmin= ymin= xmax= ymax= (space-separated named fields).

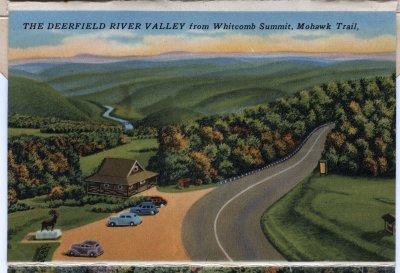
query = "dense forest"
xmin=9 ymin=114 xmax=121 ymax=133
xmin=149 ymin=74 xmax=395 ymax=185
xmin=8 ymin=131 xmax=129 ymax=203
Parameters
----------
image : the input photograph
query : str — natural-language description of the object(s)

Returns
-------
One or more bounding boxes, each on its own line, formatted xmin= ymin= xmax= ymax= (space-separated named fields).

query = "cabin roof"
xmin=96 ymin=157 xmax=142 ymax=178
xmin=86 ymin=157 xmax=158 ymax=185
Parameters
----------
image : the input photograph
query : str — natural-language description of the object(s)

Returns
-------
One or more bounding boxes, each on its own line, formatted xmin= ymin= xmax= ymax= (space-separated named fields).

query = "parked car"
xmin=67 ymin=240 xmax=103 ymax=257
xmin=108 ymin=212 xmax=142 ymax=227
xmin=129 ymin=202 xmax=159 ymax=215
xmin=146 ymin=196 xmax=168 ymax=207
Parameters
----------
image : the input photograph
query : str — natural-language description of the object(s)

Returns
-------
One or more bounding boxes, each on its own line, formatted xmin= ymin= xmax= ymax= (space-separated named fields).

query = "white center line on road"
xmin=213 ymin=125 xmax=331 ymax=261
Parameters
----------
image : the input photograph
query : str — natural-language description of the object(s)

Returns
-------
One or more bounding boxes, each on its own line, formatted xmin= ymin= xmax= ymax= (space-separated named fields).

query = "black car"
xmin=146 ymin=196 xmax=168 ymax=207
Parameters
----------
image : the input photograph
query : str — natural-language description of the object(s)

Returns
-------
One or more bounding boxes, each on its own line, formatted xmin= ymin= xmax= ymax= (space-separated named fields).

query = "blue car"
xmin=129 ymin=202 xmax=159 ymax=215
xmin=108 ymin=212 xmax=142 ymax=227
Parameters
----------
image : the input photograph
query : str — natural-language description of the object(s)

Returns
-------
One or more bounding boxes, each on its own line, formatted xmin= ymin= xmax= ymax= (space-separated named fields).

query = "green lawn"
xmin=80 ymin=138 xmax=158 ymax=176
xmin=261 ymin=172 xmax=395 ymax=261
xmin=8 ymin=128 xmax=60 ymax=138
xmin=157 ymin=183 xmax=217 ymax=193
xmin=8 ymin=205 xmax=110 ymax=261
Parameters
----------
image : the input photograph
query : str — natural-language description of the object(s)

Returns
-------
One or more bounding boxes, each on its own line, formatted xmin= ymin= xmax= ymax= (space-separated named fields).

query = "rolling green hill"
xmin=10 ymin=57 xmax=395 ymax=126
xmin=9 ymin=76 xmax=99 ymax=121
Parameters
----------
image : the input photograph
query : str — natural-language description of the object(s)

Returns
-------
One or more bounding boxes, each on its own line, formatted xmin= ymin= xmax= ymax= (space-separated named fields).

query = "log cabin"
xmin=86 ymin=157 xmax=158 ymax=197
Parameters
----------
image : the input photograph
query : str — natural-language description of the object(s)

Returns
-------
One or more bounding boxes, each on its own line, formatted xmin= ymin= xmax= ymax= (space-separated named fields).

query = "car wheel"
xmin=130 ymin=222 xmax=135 ymax=226
xmin=89 ymin=252 xmax=95 ymax=257
xmin=110 ymin=222 xmax=116 ymax=227
xmin=150 ymin=211 xmax=155 ymax=215
xmin=68 ymin=251 xmax=75 ymax=257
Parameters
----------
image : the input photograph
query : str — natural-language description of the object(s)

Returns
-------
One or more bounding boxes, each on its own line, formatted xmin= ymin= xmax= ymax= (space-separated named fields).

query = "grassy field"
xmin=261 ymin=172 xmax=395 ymax=261
xmin=8 ymin=205 xmax=110 ymax=261
xmin=80 ymin=138 xmax=158 ymax=176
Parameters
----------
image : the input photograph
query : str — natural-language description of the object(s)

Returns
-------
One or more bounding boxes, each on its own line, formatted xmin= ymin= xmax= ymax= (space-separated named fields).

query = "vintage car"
xmin=67 ymin=240 xmax=104 ymax=257
xmin=108 ymin=212 xmax=142 ymax=227
xmin=129 ymin=202 xmax=159 ymax=215
xmin=146 ymin=196 xmax=168 ymax=207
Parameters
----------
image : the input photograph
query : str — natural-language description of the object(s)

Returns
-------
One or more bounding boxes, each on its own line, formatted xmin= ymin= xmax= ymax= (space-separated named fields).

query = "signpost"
xmin=319 ymin=160 xmax=327 ymax=176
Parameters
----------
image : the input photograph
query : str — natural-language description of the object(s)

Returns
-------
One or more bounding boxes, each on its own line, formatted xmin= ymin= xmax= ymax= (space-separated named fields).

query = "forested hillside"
xmin=149 ymin=74 xmax=395 ymax=185
xmin=8 ymin=131 xmax=129 ymax=202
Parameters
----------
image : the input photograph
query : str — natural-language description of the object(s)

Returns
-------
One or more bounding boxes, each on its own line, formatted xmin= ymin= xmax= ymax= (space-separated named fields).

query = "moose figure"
xmin=41 ymin=209 xmax=59 ymax=232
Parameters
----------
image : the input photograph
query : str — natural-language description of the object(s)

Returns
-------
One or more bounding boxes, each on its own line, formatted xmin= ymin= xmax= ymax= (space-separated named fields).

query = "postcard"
xmin=6 ymin=2 xmax=396 ymax=265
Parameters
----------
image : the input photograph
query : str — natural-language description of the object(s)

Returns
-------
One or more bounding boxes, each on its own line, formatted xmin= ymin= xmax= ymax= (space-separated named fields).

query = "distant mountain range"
xmin=10 ymin=51 xmax=395 ymax=70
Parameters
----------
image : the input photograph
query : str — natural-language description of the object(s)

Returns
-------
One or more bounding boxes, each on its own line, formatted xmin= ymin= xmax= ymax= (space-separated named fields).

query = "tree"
xmin=362 ymin=157 xmax=378 ymax=176
xmin=160 ymin=126 xmax=188 ymax=151
xmin=191 ymin=151 xmax=212 ymax=178
xmin=158 ymin=153 xmax=192 ymax=185
xmin=8 ymin=189 xmax=18 ymax=207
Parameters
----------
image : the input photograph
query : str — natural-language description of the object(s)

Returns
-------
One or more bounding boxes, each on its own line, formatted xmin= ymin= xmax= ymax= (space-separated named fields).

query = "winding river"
xmin=102 ymin=105 xmax=134 ymax=129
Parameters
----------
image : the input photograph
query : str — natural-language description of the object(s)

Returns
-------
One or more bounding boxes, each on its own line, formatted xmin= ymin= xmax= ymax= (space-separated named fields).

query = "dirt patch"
xmin=52 ymin=187 xmax=214 ymax=261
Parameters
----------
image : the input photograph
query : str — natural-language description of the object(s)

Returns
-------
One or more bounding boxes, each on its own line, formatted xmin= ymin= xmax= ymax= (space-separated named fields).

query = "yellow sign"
xmin=319 ymin=160 xmax=327 ymax=175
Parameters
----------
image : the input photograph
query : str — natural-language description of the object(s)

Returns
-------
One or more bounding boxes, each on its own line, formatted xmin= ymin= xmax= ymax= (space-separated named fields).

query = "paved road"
xmin=182 ymin=124 xmax=335 ymax=262
xmin=102 ymin=105 xmax=134 ymax=129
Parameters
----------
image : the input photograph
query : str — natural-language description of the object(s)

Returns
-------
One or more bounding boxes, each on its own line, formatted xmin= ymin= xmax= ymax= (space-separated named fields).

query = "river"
xmin=102 ymin=105 xmax=134 ymax=129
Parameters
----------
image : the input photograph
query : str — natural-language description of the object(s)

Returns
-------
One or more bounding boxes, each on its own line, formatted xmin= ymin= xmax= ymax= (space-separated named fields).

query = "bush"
xmin=47 ymin=200 xmax=64 ymax=208
xmin=8 ymin=203 xmax=32 ymax=213
xmin=91 ymin=204 xmax=124 ymax=213
xmin=32 ymin=244 xmax=51 ymax=262
xmin=90 ymin=196 xmax=146 ymax=213
xmin=63 ymin=199 xmax=84 ymax=207
xmin=65 ymin=185 xmax=85 ymax=200
xmin=49 ymin=186 xmax=66 ymax=200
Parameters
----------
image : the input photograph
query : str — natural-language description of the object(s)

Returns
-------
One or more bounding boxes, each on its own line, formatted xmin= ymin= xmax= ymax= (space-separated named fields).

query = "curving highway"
xmin=182 ymin=124 xmax=335 ymax=262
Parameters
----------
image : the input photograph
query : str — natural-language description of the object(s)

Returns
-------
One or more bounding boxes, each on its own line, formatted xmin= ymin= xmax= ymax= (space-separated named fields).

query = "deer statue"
xmin=41 ymin=209 xmax=59 ymax=232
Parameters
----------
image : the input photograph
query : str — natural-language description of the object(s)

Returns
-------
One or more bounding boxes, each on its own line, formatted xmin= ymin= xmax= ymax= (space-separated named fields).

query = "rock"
xmin=35 ymin=229 xmax=62 ymax=240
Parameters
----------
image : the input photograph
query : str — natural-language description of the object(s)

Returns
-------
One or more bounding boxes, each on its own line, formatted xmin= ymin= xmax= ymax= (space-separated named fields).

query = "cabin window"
xmin=104 ymin=183 xmax=110 ymax=189
xmin=117 ymin=185 xmax=124 ymax=190
xmin=140 ymin=180 xmax=146 ymax=185
xmin=133 ymin=165 xmax=139 ymax=172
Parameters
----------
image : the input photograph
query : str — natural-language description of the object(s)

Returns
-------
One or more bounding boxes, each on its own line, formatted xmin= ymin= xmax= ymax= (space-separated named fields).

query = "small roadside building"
xmin=86 ymin=158 xmax=158 ymax=197
xmin=382 ymin=213 xmax=395 ymax=235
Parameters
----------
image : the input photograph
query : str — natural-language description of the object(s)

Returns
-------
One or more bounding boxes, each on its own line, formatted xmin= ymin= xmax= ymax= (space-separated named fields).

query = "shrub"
xmin=49 ymin=186 xmax=66 ymax=201
xmin=90 ymin=196 xmax=146 ymax=213
xmin=48 ymin=200 xmax=64 ymax=208
xmin=8 ymin=203 xmax=32 ymax=213
xmin=32 ymin=244 xmax=51 ymax=262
